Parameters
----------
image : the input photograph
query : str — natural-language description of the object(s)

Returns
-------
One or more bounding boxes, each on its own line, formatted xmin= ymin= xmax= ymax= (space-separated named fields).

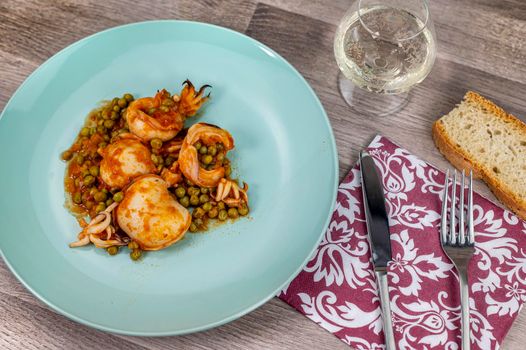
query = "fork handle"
xmin=459 ymin=269 xmax=471 ymax=350
xmin=376 ymin=271 xmax=396 ymax=350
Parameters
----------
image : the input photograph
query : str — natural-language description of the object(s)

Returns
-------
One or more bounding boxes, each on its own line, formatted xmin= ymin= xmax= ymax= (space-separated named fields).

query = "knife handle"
xmin=375 ymin=270 xmax=396 ymax=350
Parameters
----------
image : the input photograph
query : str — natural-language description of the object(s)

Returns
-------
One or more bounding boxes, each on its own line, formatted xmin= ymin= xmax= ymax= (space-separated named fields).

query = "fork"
xmin=440 ymin=169 xmax=476 ymax=350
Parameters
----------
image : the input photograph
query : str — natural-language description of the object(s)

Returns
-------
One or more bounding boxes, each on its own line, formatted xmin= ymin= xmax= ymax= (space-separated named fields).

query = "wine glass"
xmin=334 ymin=0 xmax=436 ymax=116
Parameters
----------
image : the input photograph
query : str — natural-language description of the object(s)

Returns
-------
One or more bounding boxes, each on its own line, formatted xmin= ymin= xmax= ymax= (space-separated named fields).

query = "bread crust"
xmin=432 ymin=91 xmax=526 ymax=220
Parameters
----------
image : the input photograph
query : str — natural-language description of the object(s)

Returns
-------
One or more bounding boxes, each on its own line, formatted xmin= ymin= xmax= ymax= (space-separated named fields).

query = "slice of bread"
xmin=433 ymin=91 xmax=526 ymax=220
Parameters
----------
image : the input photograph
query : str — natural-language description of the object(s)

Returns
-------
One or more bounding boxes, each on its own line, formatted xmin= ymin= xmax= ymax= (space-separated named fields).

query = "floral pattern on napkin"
xmin=279 ymin=135 xmax=526 ymax=350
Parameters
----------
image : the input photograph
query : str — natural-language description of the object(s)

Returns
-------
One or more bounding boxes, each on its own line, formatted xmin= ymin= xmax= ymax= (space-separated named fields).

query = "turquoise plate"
xmin=0 ymin=21 xmax=337 ymax=335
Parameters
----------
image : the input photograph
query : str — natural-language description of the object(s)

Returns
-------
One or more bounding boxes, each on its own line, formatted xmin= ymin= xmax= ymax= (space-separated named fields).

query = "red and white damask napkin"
xmin=279 ymin=136 xmax=526 ymax=350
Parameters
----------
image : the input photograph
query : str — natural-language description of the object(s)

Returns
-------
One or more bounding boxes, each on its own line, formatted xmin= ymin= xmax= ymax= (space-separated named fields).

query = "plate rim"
xmin=0 ymin=19 xmax=339 ymax=336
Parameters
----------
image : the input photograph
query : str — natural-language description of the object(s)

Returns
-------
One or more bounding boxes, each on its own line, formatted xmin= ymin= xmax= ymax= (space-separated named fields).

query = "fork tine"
xmin=459 ymin=170 xmax=466 ymax=245
xmin=449 ymin=170 xmax=457 ymax=245
xmin=468 ymin=170 xmax=475 ymax=245
xmin=440 ymin=170 xmax=450 ymax=244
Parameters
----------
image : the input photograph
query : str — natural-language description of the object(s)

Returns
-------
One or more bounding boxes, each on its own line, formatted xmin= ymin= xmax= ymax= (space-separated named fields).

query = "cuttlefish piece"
xmin=116 ymin=175 xmax=191 ymax=251
xmin=99 ymin=134 xmax=156 ymax=189
xmin=178 ymin=123 xmax=234 ymax=188
xmin=125 ymin=89 xmax=184 ymax=142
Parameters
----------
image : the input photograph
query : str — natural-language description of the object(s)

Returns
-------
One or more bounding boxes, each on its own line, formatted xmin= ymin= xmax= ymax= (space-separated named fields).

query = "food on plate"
xmin=433 ymin=91 xmax=526 ymax=219
xmin=99 ymin=134 xmax=156 ymax=188
xmin=125 ymin=81 xmax=208 ymax=142
xmin=61 ymin=81 xmax=250 ymax=260
xmin=178 ymin=123 xmax=235 ymax=188
xmin=116 ymin=175 xmax=191 ymax=251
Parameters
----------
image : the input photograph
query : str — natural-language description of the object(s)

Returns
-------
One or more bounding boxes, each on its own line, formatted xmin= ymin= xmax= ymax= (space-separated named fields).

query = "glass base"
xmin=338 ymin=72 xmax=409 ymax=117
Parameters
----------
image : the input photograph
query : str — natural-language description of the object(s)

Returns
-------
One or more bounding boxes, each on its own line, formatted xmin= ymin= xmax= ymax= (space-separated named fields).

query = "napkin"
xmin=279 ymin=135 xmax=526 ymax=350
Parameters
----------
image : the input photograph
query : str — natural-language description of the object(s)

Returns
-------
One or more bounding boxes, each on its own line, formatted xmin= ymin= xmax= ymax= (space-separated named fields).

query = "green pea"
xmin=150 ymin=154 xmax=159 ymax=165
xmin=107 ymin=246 xmax=118 ymax=255
xmin=113 ymin=105 xmax=121 ymax=112
xmin=81 ymin=168 xmax=90 ymax=178
xmin=175 ymin=187 xmax=186 ymax=198
xmin=159 ymin=106 xmax=170 ymax=113
xmin=101 ymin=188 xmax=108 ymax=194
xmin=117 ymin=98 xmax=127 ymax=108
xmin=102 ymin=109 xmax=111 ymax=119
xmin=61 ymin=150 xmax=73 ymax=161
xmin=98 ymin=142 xmax=108 ymax=149
xmin=95 ymin=202 xmax=106 ymax=213
xmin=217 ymin=202 xmax=225 ymax=210
xmin=228 ymin=208 xmax=239 ymax=218
xmin=90 ymin=127 xmax=97 ymax=136
xmin=194 ymin=142 xmax=202 ymax=150
xmin=202 ymin=202 xmax=212 ymax=211
xmin=106 ymin=198 xmax=114 ymax=206
xmin=97 ymin=119 xmax=104 ymax=126
xmin=199 ymin=194 xmax=209 ymax=204
xmin=190 ymin=195 xmax=200 ymax=206
xmin=208 ymin=146 xmax=217 ymax=156
xmin=165 ymin=156 xmax=175 ymax=166
xmin=97 ymin=125 xmax=107 ymax=134
xmin=111 ymin=111 xmax=118 ymax=120
xmin=216 ymin=153 xmax=225 ymax=162
xmin=179 ymin=196 xmax=190 ymax=207
xmin=104 ymin=120 xmax=115 ymax=129
xmin=103 ymin=134 xmax=111 ymax=142
xmin=128 ymin=241 xmax=139 ymax=250
xmin=217 ymin=143 xmax=224 ymax=151
xmin=208 ymin=207 xmax=218 ymax=218
xmin=239 ymin=205 xmax=249 ymax=216
xmin=83 ymin=175 xmax=95 ymax=186
xmin=150 ymin=138 xmax=163 ymax=149
xmin=124 ymin=93 xmax=134 ymax=102
xmin=94 ymin=191 xmax=107 ymax=203
xmin=189 ymin=223 xmax=198 ymax=232
xmin=202 ymin=155 xmax=213 ymax=165
xmin=76 ymin=154 xmax=85 ymax=165
xmin=199 ymin=146 xmax=208 ymax=155
xmin=118 ymin=108 xmax=126 ymax=118
xmin=113 ymin=191 xmax=124 ymax=202
xmin=200 ymin=187 xmax=209 ymax=194
xmin=89 ymin=165 xmax=99 ymax=177
xmin=194 ymin=218 xmax=204 ymax=228
xmin=85 ymin=201 xmax=95 ymax=210
xmin=130 ymin=249 xmax=142 ymax=261
xmin=218 ymin=209 xmax=228 ymax=221
xmin=148 ymin=108 xmax=156 ymax=115
xmin=80 ymin=127 xmax=90 ymax=137
xmin=72 ymin=192 xmax=82 ymax=204
xmin=188 ymin=187 xmax=199 ymax=196
xmin=193 ymin=207 xmax=205 ymax=218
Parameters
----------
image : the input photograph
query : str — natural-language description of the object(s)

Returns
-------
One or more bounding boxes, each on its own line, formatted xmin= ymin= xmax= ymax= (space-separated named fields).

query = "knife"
xmin=360 ymin=151 xmax=395 ymax=350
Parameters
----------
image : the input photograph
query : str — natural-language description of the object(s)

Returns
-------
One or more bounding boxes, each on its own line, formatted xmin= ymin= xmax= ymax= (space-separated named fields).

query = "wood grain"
xmin=1 ymin=0 xmax=525 ymax=349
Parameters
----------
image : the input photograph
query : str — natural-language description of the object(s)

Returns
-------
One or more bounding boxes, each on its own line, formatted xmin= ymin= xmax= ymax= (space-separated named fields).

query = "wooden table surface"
xmin=1 ymin=1 xmax=525 ymax=349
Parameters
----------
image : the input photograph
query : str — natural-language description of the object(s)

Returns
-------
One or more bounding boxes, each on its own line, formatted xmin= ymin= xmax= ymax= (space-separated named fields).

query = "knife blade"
xmin=360 ymin=151 xmax=392 ymax=270
xmin=360 ymin=150 xmax=395 ymax=350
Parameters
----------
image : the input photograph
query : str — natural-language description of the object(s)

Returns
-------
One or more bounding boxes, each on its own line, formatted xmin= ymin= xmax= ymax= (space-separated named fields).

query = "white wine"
xmin=334 ymin=6 xmax=436 ymax=94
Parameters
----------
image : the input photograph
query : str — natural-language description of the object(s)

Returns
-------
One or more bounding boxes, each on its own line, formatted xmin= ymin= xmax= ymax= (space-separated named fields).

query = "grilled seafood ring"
xmin=125 ymin=82 xmax=210 ymax=142
xmin=178 ymin=123 xmax=234 ymax=188
xmin=125 ymin=89 xmax=184 ymax=142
